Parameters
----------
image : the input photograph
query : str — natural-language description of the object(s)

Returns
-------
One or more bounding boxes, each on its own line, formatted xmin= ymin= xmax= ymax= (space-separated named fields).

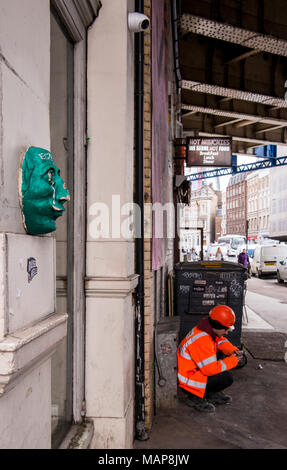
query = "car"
xmin=277 ymin=257 xmax=287 ymax=283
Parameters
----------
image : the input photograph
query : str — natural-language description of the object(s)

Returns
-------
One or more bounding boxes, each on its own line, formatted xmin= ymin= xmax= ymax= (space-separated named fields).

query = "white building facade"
xmin=246 ymin=169 xmax=270 ymax=242
xmin=269 ymin=146 xmax=287 ymax=241
xmin=179 ymin=184 xmax=218 ymax=254
xmin=0 ymin=0 xmax=137 ymax=449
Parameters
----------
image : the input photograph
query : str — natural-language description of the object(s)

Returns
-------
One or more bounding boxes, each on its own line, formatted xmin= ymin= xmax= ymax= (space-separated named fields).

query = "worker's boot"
xmin=206 ymin=391 xmax=232 ymax=405
xmin=186 ymin=394 xmax=215 ymax=413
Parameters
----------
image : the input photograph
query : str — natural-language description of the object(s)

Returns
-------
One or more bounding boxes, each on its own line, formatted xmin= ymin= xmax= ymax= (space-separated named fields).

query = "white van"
xmin=250 ymin=244 xmax=287 ymax=277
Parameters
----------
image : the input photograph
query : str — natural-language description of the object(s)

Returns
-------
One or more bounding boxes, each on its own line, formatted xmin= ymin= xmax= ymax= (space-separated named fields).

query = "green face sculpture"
xmin=19 ymin=146 xmax=70 ymax=235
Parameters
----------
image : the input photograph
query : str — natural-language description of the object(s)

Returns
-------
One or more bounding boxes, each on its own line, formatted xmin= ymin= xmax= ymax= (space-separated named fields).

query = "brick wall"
xmin=143 ymin=0 xmax=155 ymax=431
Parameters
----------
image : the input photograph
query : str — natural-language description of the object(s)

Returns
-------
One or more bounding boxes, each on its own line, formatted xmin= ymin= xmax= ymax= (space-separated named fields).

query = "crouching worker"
xmin=177 ymin=305 xmax=244 ymax=413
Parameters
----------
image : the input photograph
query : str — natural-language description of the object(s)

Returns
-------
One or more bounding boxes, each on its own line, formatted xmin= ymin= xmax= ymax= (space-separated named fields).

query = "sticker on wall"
xmin=160 ymin=344 xmax=172 ymax=355
xmin=18 ymin=146 xmax=70 ymax=235
xmin=27 ymin=257 xmax=38 ymax=283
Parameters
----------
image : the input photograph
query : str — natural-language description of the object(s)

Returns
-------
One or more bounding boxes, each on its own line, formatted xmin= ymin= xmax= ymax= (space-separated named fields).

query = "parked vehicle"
xmin=246 ymin=243 xmax=257 ymax=258
xmin=217 ymin=235 xmax=247 ymax=260
xmin=277 ymin=257 xmax=287 ymax=283
xmin=250 ymin=244 xmax=287 ymax=277
xmin=206 ymin=243 xmax=228 ymax=260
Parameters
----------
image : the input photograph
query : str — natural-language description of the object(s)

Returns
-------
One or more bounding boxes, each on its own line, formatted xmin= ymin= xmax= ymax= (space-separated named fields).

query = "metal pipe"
xmin=134 ymin=0 xmax=148 ymax=442
xmin=170 ymin=0 xmax=182 ymax=92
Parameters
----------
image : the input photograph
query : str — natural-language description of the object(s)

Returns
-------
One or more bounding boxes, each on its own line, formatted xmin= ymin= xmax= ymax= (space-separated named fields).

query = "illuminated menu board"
xmin=186 ymin=137 xmax=232 ymax=167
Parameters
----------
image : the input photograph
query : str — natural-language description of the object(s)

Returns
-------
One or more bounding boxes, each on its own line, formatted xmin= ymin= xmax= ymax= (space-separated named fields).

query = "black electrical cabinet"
xmin=174 ymin=261 xmax=248 ymax=348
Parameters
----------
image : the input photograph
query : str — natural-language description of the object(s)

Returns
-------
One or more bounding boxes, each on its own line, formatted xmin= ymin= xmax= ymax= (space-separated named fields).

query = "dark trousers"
xmin=182 ymin=371 xmax=234 ymax=400
xmin=204 ymin=350 xmax=234 ymax=395
xmin=205 ymin=370 xmax=233 ymax=395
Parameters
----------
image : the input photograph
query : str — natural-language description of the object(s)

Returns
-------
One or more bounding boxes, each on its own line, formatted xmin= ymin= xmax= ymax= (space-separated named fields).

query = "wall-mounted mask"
xmin=19 ymin=146 xmax=70 ymax=235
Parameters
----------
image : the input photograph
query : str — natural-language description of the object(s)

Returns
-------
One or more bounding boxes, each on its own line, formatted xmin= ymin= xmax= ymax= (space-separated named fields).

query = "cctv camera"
xmin=128 ymin=12 xmax=150 ymax=33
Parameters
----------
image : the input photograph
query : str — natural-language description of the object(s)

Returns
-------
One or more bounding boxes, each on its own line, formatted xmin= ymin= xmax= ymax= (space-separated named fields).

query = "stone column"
xmin=86 ymin=0 xmax=137 ymax=449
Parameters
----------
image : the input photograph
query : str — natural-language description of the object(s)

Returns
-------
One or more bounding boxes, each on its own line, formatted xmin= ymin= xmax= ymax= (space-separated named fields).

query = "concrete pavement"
xmin=245 ymin=290 xmax=287 ymax=334
xmin=134 ymin=293 xmax=287 ymax=450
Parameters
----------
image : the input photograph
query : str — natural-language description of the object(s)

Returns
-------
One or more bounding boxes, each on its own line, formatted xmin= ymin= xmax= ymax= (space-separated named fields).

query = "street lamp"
xmin=246 ymin=219 xmax=249 ymax=241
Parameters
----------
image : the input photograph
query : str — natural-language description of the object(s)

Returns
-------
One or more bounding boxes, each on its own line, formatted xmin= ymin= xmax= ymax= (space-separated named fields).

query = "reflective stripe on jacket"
xmin=177 ymin=326 xmax=239 ymax=398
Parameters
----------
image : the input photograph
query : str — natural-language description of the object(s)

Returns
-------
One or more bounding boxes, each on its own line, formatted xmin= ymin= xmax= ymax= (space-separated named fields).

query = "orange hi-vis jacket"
xmin=177 ymin=319 xmax=239 ymax=398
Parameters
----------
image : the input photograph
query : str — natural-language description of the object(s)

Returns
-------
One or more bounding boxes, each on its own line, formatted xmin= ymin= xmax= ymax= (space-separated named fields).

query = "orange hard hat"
xmin=209 ymin=305 xmax=235 ymax=330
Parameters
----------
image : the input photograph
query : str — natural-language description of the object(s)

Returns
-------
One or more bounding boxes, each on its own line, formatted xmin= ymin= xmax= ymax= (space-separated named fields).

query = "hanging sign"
xmin=186 ymin=137 xmax=232 ymax=167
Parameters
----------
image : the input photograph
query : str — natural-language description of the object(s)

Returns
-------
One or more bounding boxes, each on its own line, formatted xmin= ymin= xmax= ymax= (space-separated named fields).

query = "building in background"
xmin=183 ymin=184 xmax=219 ymax=249
xmin=214 ymin=191 xmax=223 ymax=242
xmin=226 ymin=173 xmax=248 ymax=236
xmin=246 ymin=169 xmax=270 ymax=242
xmin=269 ymin=148 xmax=287 ymax=241
xmin=221 ymin=190 xmax=227 ymax=236
xmin=179 ymin=200 xmax=202 ymax=258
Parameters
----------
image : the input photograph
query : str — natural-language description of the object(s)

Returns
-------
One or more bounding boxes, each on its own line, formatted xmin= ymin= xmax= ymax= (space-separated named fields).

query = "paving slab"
xmin=242 ymin=306 xmax=274 ymax=331
xmin=242 ymin=330 xmax=287 ymax=361
xmin=245 ymin=291 xmax=287 ymax=334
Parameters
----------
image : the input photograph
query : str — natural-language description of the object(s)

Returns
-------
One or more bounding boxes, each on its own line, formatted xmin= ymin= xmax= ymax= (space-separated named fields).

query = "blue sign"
xmin=254 ymin=145 xmax=277 ymax=158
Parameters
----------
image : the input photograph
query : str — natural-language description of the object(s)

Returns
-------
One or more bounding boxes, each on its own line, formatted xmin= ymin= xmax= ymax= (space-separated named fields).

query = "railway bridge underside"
xmin=179 ymin=0 xmax=287 ymax=157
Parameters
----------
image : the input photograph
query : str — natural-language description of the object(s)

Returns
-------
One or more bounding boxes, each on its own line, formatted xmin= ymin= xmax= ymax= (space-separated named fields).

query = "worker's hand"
xmin=235 ymin=352 xmax=248 ymax=369
xmin=234 ymin=349 xmax=244 ymax=357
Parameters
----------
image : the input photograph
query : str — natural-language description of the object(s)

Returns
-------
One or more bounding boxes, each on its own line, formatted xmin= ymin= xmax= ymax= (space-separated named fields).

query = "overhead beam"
xmin=182 ymin=80 xmax=287 ymax=108
xmin=269 ymin=105 xmax=285 ymax=111
xmin=181 ymin=104 xmax=287 ymax=127
xmin=218 ymin=97 xmax=233 ymax=103
xmin=181 ymin=110 xmax=197 ymax=119
xmin=225 ymin=49 xmax=261 ymax=64
xmin=233 ymin=119 xmax=259 ymax=128
xmin=255 ymin=124 xmax=286 ymax=134
xmin=181 ymin=14 xmax=287 ymax=57
xmin=214 ymin=118 xmax=243 ymax=128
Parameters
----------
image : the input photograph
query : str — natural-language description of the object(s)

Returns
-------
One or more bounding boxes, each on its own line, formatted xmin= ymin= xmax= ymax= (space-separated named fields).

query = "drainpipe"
xmin=135 ymin=0 xmax=148 ymax=441
xmin=170 ymin=0 xmax=182 ymax=93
